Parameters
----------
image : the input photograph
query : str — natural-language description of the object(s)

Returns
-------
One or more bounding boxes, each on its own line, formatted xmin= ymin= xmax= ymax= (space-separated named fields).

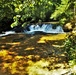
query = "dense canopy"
xmin=0 ymin=0 xmax=75 ymax=28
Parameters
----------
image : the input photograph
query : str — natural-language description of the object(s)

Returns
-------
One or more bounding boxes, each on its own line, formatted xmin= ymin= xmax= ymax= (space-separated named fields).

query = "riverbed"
xmin=0 ymin=33 xmax=74 ymax=75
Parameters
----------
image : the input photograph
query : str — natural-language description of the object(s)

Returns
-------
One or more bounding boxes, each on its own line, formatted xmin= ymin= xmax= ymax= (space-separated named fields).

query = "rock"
xmin=72 ymin=26 xmax=76 ymax=33
xmin=63 ymin=22 xmax=75 ymax=32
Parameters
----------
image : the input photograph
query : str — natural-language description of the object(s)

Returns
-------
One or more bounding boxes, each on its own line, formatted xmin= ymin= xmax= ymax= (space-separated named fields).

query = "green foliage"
xmin=64 ymin=33 xmax=76 ymax=66
xmin=64 ymin=33 xmax=76 ymax=75
xmin=0 ymin=0 xmax=75 ymax=28
xmin=0 ymin=0 xmax=14 ymax=20
xmin=11 ymin=0 xmax=54 ymax=27
xmin=51 ymin=0 xmax=75 ymax=24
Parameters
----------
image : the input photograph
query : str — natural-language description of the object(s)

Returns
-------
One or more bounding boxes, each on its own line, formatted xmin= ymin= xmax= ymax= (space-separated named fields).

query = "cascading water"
xmin=0 ymin=24 xmax=64 ymax=37
xmin=24 ymin=24 xmax=64 ymax=34
xmin=0 ymin=31 xmax=16 ymax=37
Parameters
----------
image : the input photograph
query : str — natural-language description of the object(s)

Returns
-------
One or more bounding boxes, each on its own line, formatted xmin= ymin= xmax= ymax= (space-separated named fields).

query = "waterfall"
xmin=24 ymin=24 xmax=64 ymax=34
xmin=0 ymin=24 xmax=64 ymax=37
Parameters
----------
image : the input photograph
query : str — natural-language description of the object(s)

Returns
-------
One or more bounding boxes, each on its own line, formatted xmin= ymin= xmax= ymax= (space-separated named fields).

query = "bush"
xmin=64 ymin=33 xmax=76 ymax=66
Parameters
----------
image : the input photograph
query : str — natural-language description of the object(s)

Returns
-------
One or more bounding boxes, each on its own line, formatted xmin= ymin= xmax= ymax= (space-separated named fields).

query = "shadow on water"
xmin=0 ymin=33 xmax=69 ymax=75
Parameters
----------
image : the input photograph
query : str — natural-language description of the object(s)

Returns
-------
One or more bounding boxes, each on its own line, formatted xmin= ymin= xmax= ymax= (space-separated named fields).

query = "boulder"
xmin=63 ymin=22 xmax=75 ymax=32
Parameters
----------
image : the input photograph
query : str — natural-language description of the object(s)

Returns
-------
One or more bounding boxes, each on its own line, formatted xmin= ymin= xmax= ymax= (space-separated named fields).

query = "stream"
xmin=0 ymin=24 xmax=75 ymax=75
xmin=0 ymin=24 xmax=64 ymax=37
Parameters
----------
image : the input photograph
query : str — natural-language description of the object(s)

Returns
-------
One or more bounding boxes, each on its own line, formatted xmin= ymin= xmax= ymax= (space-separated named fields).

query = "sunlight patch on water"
xmin=37 ymin=33 xmax=66 ymax=43
xmin=52 ymin=44 xmax=64 ymax=47
xmin=5 ymin=42 xmax=21 ymax=45
xmin=25 ymin=47 xmax=35 ymax=50
xmin=0 ymin=50 xmax=8 ymax=57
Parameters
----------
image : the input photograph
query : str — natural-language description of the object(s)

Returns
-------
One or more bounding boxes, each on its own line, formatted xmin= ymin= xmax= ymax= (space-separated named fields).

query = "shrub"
xmin=64 ymin=33 xmax=76 ymax=67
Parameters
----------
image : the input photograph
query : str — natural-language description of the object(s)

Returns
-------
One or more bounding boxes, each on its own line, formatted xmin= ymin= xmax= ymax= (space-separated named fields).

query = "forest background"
xmin=0 ymin=0 xmax=76 ymax=28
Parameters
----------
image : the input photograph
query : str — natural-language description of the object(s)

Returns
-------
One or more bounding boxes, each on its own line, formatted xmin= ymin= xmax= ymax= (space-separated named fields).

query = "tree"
xmin=0 ymin=0 xmax=75 ymax=28
xmin=51 ymin=0 xmax=76 ymax=24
